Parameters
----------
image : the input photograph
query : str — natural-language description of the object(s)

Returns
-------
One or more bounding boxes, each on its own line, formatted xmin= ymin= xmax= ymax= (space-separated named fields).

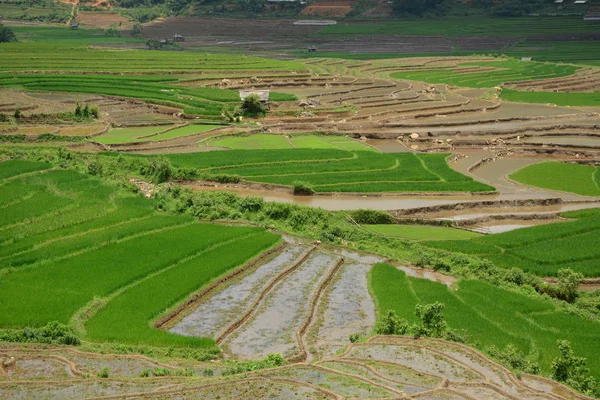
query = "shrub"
xmin=241 ymin=94 xmax=266 ymax=116
xmin=204 ymin=173 xmax=241 ymax=184
xmin=487 ymin=344 xmax=540 ymax=374
xmin=0 ymin=321 xmax=80 ymax=345
xmin=98 ymin=367 xmax=110 ymax=378
xmin=140 ymin=156 xmax=172 ymax=183
xmin=202 ymin=368 xmax=214 ymax=377
xmin=349 ymin=333 xmax=361 ymax=343
xmin=556 ymin=268 xmax=583 ymax=303
xmin=552 ymin=340 xmax=598 ymax=396
xmin=349 ymin=209 xmax=395 ymax=225
xmin=292 ymin=181 xmax=314 ymax=196
xmin=374 ymin=310 xmax=409 ymax=335
xmin=415 ymin=302 xmax=446 ymax=338
xmin=0 ymin=112 xmax=9 ymax=122
xmin=13 ymin=109 xmax=21 ymax=119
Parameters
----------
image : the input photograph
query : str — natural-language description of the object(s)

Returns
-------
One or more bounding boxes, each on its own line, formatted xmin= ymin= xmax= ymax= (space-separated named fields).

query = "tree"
xmin=131 ymin=23 xmax=143 ymax=36
xmin=0 ymin=26 xmax=17 ymax=43
xmin=551 ymin=340 xmax=598 ymax=395
xmin=374 ymin=310 xmax=409 ymax=335
xmin=556 ymin=268 xmax=583 ymax=303
xmin=146 ymin=39 xmax=161 ymax=50
xmin=391 ymin=0 xmax=445 ymax=16
xmin=241 ymin=94 xmax=266 ymax=116
xmin=415 ymin=302 xmax=446 ymax=337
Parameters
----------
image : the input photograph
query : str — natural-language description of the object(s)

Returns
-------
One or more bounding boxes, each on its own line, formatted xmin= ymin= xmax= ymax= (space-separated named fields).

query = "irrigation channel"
xmin=188 ymin=149 xmax=600 ymax=234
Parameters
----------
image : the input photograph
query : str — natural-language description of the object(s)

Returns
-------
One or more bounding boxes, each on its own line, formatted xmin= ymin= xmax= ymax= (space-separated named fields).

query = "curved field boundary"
xmin=85 ymin=376 xmax=341 ymax=400
xmin=364 ymin=336 xmax=595 ymax=400
xmin=154 ymin=241 xmax=288 ymax=330
xmin=215 ymin=245 xmax=317 ymax=344
xmin=289 ymin=257 xmax=345 ymax=364
xmin=389 ymin=198 xmax=563 ymax=217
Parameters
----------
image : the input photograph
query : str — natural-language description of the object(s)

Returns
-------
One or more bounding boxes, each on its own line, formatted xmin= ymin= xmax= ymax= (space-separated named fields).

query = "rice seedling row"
xmin=369 ymin=264 xmax=600 ymax=379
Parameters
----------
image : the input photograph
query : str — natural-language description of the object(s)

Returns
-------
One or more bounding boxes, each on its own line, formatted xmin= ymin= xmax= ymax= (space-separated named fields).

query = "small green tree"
xmin=374 ymin=310 xmax=409 ymax=335
xmin=82 ymin=104 xmax=91 ymax=118
xmin=106 ymin=24 xmax=120 ymax=37
xmin=131 ymin=23 xmax=142 ymax=36
xmin=415 ymin=302 xmax=446 ymax=338
xmin=0 ymin=26 xmax=17 ymax=43
xmin=146 ymin=39 xmax=161 ymax=50
xmin=74 ymin=102 xmax=82 ymax=117
xmin=556 ymin=268 xmax=583 ymax=303
xmin=551 ymin=340 xmax=598 ymax=395
xmin=13 ymin=109 xmax=21 ymax=119
xmin=241 ymin=94 xmax=266 ymax=116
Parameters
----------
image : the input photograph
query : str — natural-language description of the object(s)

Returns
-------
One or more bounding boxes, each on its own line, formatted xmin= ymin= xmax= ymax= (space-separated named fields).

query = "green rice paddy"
xmin=364 ymin=224 xmax=479 ymax=241
xmin=206 ymin=134 xmax=377 ymax=152
xmin=0 ymin=160 xmax=280 ymax=347
xmin=510 ymin=162 xmax=600 ymax=197
xmin=370 ymin=263 xmax=600 ymax=380
xmin=159 ymin=149 xmax=494 ymax=193
xmin=95 ymin=124 xmax=222 ymax=144
xmin=423 ymin=211 xmax=600 ymax=276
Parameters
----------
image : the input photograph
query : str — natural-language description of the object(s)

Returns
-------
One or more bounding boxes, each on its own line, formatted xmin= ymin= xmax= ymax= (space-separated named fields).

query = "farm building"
xmin=70 ymin=21 xmax=79 ymax=29
xmin=308 ymin=46 xmax=317 ymax=52
xmin=173 ymin=34 xmax=185 ymax=42
xmin=239 ymin=90 xmax=270 ymax=102
xmin=520 ymin=57 xmax=533 ymax=62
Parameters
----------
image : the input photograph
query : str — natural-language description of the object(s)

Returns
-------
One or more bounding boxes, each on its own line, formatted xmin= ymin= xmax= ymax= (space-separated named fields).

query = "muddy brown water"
xmin=397 ymin=265 xmax=457 ymax=287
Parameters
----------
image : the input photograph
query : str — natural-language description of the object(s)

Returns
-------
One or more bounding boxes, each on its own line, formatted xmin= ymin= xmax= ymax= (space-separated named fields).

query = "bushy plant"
xmin=552 ymin=340 xmax=598 ymax=396
xmin=98 ymin=367 xmax=110 ymax=378
xmin=487 ymin=344 xmax=540 ymax=374
xmin=374 ymin=310 xmax=409 ymax=335
xmin=292 ymin=181 xmax=314 ymax=195
xmin=349 ymin=209 xmax=395 ymax=224
xmin=0 ymin=321 xmax=80 ymax=345
xmin=241 ymin=94 xmax=266 ymax=117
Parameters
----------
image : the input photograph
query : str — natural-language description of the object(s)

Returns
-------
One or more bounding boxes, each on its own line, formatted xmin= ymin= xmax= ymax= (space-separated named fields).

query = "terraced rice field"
xmin=510 ymin=162 xmax=600 ymax=197
xmin=161 ymin=149 xmax=494 ymax=193
xmin=0 ymin=160 xmax=281 ymax=347
xmin=168 ymin=238 xmax=380 ymax=362
xmin=364 ymin=224 xmax=480 ymax=241
xmin=205 ymin=133 xmax=377 ymax=152
xmin=0 ymin=337 xmax=588 ymax=399
xmin=95 ymin=124 xmax=222 ymax=145
xmin=423 ymin=210 xmax=600 ymax=276
xmin=370 ymin=264 xmax=600 ymax=381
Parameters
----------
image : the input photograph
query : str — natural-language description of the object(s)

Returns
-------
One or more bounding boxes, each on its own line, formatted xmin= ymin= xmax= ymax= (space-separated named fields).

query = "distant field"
xmin=95 ymin=124 xmax=222 ymax=144
xmin=370 ymin=264 xmax=600 ymax=381
xmin=317 ymin=17 xmax=600 ymax=37
xmin=206 ymin=134 xmax=377 ymax=152
xmin=506 ymin=40 xmax=600 ymax=66
xmin=391 ymin=59 xmax=579 ymax=88
xmin=0 ymin=73 xmax=296 ymax=119
xmin=510 ymin=162 xmax=600 ymax=197
xmin=156 ymin=149 xmax=494 ymax=193
xmin=423 ymin=211 xmax=600 ymax=276
xmin=501 ymin=89 xmax=600 ymax=107
xmin=364 ymin=224 xmax=479 ymax=241
xmin=0 ymin=160 xmax=280 ymax=347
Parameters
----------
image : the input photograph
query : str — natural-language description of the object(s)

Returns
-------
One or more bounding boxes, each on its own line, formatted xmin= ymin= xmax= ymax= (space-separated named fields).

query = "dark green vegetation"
xmin=0 ymin=160 xmax=280 ymax=347
xmin=318 ymin=17 xmax=598 ymax=37
xmin=369 ymin=263 xmax=600 ymax=386
xmin=510 ymin=162 xmax=600 ymax=197
xmin=156 ymin=149 xmax=494 ymax=193
xmin=423 ymin=211 xmax=600 ymax=276
xmin=0 ymin=0 xmax=71 ymax=24
xmin=391 ymin=59 xmax=579 ymax=88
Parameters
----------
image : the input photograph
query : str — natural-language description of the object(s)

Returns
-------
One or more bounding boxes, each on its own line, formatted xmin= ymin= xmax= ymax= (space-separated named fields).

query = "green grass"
xmin=147 ymin=125 xmax=222 ymax=141
xmin=501 ymin=89 xmax=600 ymax=107
xmin=510 ymin=162 xmax=600 ymax=197
xmin=0 ymin=160 xmax=281 ymax=348
xmin=423 ymin=212 xmax=600 ymax=276
xmin=505 ymin=40 xmax=600 ymax=66
xmin=94 ymin=126 xmax=167 ymax=145
xmin=206 ymin=134 xmax=377 ymax=152
xmin=317 ymin=17 xmax=600 ymax=37
xmin=364 ymin=224 xmax=479 ymax=241
xmin=369 ymin=264 xmax=600 ymax=380
xmin=391 ymin=59 xmax=579 ymax=89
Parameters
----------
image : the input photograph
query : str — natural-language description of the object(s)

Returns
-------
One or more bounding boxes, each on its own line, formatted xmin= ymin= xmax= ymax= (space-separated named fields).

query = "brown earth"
xmin=77 ymin=12 xmax=129 ymax=29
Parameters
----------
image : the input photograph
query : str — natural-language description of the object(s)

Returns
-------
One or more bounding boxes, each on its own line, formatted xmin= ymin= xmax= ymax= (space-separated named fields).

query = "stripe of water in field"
xmin=224 ymin=251 xmax=337 ymax=360
xmin=310 ymin=261 xmax=376 ymax=358
xmin=169 ymin=244 xmax=309 ymax=339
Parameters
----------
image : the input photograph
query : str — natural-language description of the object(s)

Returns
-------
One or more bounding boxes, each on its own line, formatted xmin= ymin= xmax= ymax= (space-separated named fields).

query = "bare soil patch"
xmin=77 ymin=12 xmax=128 ymax=29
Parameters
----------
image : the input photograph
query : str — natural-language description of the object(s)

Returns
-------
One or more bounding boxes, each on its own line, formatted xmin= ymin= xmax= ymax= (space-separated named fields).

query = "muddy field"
xmin=0 ymin=337 xmax=590 ymax=399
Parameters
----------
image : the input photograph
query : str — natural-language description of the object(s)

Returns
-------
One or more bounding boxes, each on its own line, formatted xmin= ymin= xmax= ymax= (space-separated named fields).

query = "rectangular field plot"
xmin=369 ymin=264 xmax=600 ymax=380
xmin=205 ymin=133 xmax=376 ymax=152
xmin=423 ymin=211 xmax=600 ymax=276
xmin=0 ymin=160 xmax=281 ymax=348
xmin=158 ymin=149 xmax=493 ymax=193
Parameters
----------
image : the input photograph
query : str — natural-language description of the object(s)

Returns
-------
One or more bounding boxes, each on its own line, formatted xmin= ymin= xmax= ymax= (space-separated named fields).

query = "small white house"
xmin=239 ymin=90 xmax=270 ymax=102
